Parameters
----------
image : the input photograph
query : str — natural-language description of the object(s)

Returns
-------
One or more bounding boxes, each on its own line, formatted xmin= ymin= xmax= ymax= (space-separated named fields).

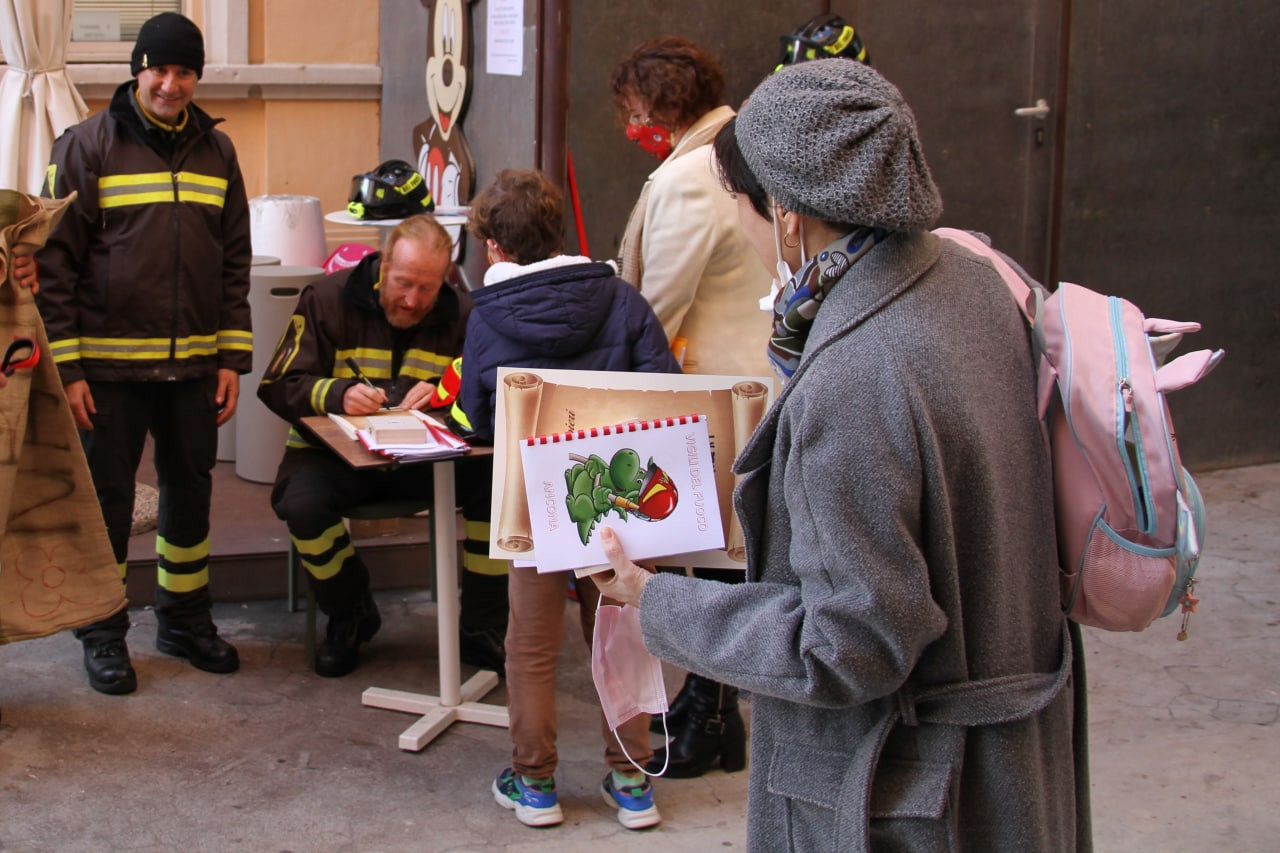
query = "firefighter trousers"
xmin=80 ymin=376 xmax=220 ymax=595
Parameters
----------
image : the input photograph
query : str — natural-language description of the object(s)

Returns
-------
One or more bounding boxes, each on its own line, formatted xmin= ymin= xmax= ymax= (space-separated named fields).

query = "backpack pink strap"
xmin=933 ymin=228 xmax=1037 ymax=324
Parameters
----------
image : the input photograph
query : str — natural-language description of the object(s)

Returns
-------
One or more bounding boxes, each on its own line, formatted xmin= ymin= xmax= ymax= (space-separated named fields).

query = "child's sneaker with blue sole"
xmin=492 ymin=767 xmax=563 ymax=827
xmin=601 ymin=772 xmax=661 ymax=829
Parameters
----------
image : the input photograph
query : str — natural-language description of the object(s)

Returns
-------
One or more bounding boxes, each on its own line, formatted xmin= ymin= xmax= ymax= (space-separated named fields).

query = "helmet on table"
xmin=347 ymin=159 xmax=435 ymax=220
xmin=777 ymin=14 xmax=870 ymax=68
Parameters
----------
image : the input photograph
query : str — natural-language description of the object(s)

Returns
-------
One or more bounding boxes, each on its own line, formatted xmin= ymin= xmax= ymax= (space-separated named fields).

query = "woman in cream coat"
xmin=609 ymin=36 xmax=773 ymax=778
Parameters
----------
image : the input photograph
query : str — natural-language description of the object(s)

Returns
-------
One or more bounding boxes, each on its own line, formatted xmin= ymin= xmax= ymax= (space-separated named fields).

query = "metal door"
xmin=860 ymin=1 xmax=1065 ymax=283
xmin=1056 ymin=0 xmax=1280 ymax=467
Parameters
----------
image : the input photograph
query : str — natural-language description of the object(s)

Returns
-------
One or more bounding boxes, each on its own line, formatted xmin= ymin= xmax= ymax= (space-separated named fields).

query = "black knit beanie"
xmin=131 ymin=12 xmax=205 ymax=79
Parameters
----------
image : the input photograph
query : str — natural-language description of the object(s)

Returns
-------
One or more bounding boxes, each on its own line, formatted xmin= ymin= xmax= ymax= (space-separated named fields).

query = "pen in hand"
xmin=345 ymin=357 xmax=376 ymax=389
xmin=344 ymin=357 xmax=388 ymax=409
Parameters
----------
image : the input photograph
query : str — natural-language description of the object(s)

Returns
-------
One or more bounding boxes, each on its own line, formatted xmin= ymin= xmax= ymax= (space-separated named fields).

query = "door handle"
xmin=1014 ymin=98 xmax=1051 ymax=119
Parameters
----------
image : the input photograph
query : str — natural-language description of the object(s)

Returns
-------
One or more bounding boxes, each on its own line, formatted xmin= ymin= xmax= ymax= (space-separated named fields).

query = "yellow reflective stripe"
xmin=286 ymin=427 xmax=315 ymax=448
xmin=178 ymin=172 xmax=228 ymax=190
xmin=292 ymin=521 xmax=354 ymax=581
xmin=116 ymin=561 xmax=128 ymax=582
xmin=399 ymin=364 xmax=437 ymax=382
xmin=462 ymin=552 xmax=508 ymax=576
xmin=49 ymin=337 xmax=82 ymax=363
xmin=462 ymin=549 xmax=508 ymax=577
xmin=829 ymin=25 xmax=855 ymax=54
xmin=78 ymin=335 xmax=219 ymax=360
xmin=335 ymin=348 xmax=392 ymax=379
xmin=157 ymin=567 xmax=209 ymax=593
xmin=175 ymin=169 xmax=229 ymax=206
xmin=156 ymin=534 xmax=211 ymax=563
xmin=309 ymin=377 xmax=338 ymax=414
xmin=98 ymin=172 xmax=172 ymax=208
xmin=97 ymin=171 xmax=228 ymax=208
xmin=100 ymin=172 xmax=171 ymax=188
xmin=293 ymin=521 xmax=348 ymax=557
xmin=402 ymin=348 xmax=452 ymax=376
xmin=178 ymin=190 xmax=227 ymax=207
xmin=450 ymin=400 xmax=471 ymax=431
xmin=218 ymin=329 xmax=253 ymax=352
xmin=100 ymin=190 xmax=174 ymax=208
xmin=300 ymin=542 xmax=357 ymax=581
xmin=463 ymin=519 xmax=506 ymax=576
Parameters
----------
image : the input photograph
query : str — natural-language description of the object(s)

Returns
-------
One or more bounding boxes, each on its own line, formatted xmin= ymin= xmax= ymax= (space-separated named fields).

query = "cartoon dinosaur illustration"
xmin=563 ymin=449 xmax=679 ymax=545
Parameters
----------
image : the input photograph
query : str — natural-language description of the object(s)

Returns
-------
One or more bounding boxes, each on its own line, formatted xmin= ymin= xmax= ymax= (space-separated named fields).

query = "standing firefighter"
xmin=36 ymin=12 xmax=252 ymax=694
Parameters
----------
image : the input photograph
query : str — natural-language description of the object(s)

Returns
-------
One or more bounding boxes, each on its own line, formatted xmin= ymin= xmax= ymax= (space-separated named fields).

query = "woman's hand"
xmin=592 ymin=526 xmax=654 ymax=608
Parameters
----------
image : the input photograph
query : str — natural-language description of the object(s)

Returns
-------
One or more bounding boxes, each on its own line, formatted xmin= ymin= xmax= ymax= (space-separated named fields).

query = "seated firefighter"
xmin=257 ymin=214 xmax=508 ymax=677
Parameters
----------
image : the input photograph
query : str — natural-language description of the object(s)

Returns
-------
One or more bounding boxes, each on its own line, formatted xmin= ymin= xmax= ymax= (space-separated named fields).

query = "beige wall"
xmin=86 ymin=0 xmax=382 ymax=254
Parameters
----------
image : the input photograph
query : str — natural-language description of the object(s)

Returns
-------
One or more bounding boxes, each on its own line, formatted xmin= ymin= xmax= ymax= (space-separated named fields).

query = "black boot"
xmin=651 ymin=671 xmax=698 ymax=733
xmin=458 ymin=624 xmax=506 ymax=678
xmin=154 ymin=587 xmax=239 ymax=674
xmin=74 ymin=607 xmax=137 ymax=695
xmin=315 ymin=590 xmax=381 ymax=678
xmin=459 ymin=569 xmax=508 ymax=677
xmin=646 ymin=674 xmax=746 ymax=778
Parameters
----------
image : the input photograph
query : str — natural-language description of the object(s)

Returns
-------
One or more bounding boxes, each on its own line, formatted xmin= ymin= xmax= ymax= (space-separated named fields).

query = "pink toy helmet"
xmin=323 ymin=242 xmax=376 ymax=275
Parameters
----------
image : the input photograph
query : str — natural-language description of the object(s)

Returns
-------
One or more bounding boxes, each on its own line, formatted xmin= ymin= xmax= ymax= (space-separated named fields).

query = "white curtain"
xmin=0 ymin=0 xmax=88 ymax=194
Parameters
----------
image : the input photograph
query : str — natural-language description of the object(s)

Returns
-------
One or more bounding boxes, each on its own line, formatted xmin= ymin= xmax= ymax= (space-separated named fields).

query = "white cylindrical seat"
xmin=235 ymin=265 xmax=322 ymax=484
xmin=249 ymin=195 xmax=327 ymax=267
xmin=218 ymin=254 xmax=282 ymax=462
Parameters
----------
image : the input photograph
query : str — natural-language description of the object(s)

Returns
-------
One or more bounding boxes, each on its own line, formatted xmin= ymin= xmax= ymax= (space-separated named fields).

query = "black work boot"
xmin=459 ymin=569 xmax=508 ymax=677
xmin=458 ymin=624 xmax=506 ymax=678
xmin=646 ymin=673 xmax=747 ymax=778
xmin=315 ymin=590 xmax=381 ymax=678
xmin=154 ymin=587 xmax=239 ymax=674
xmin=74 ymin=607 xmax=137 ymax=695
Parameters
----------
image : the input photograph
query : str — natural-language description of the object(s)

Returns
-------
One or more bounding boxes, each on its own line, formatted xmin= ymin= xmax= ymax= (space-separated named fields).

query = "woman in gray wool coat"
xmin=595 ymin=58 xmax=1091 ymax=852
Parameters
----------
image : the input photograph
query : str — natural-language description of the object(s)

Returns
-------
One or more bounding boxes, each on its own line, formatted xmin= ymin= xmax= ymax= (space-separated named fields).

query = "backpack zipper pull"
xmin=1120 ymin=378 xmax=1135 ymax=412
xmin=1176 ymin=578 xmax=1199 ymax=641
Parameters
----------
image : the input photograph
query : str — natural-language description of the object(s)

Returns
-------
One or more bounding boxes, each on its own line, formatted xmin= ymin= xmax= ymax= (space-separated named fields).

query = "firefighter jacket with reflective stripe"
xmin=256 ymin=251 xmax=470 ymax=447
xmin=36 ymin=80 xmax=253 ymax=384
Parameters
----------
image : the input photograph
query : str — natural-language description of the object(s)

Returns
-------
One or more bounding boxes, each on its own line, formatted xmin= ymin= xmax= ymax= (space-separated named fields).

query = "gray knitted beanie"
xmin=737 ymin=58 xmax=942 ymax=231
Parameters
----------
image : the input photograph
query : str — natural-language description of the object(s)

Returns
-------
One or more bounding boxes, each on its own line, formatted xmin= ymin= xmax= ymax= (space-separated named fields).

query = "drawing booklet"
xmin=520 ymin=415 xmax=723 ymax=573
xmin=490 ymin=367 xmax=775 ymax=571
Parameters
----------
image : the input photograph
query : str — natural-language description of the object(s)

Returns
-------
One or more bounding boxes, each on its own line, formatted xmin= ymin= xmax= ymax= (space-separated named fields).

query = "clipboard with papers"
xmin=314 ymin=408 xmax=470 ymax=464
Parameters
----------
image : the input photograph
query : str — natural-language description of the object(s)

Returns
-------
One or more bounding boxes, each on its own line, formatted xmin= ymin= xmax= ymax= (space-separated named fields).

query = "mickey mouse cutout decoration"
xmin=414 ymin=0 xmax=477 ymax=216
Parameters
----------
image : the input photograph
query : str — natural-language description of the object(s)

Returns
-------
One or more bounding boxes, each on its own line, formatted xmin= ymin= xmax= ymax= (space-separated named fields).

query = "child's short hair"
xmin=467 ymin=169 xmax=565 ymax=265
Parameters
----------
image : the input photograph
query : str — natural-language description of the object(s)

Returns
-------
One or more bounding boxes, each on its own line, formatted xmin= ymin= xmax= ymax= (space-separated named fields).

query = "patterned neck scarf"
xmin=768 ymin=227 xmax=884 ymax=381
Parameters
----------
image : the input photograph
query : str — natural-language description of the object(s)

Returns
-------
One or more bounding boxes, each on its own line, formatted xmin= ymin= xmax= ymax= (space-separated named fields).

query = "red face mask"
xmin=626 ymin=121 xmax=674 ymax=161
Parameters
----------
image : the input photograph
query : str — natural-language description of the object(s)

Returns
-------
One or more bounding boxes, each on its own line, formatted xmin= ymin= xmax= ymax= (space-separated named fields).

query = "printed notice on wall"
xmin=486 ymin=0 xmax=523 ymax=77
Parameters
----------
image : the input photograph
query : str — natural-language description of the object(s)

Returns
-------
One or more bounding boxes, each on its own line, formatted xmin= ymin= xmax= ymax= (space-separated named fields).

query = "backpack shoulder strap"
xmin=933 ymin=227 xmax=1048 ymax=361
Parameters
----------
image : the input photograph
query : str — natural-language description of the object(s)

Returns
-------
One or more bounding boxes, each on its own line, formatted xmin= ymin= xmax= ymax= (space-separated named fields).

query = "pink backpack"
xmin=935 ymin=229 xmax=1224 ymax=637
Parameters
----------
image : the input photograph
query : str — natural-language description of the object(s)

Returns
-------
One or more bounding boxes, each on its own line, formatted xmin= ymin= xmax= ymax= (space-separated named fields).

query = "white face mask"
xmin=760 ymin=209 xmax=807 ymax=311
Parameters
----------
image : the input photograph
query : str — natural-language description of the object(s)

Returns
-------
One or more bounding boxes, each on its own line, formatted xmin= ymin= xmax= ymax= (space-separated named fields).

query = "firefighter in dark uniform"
xmin=36 ymin=13 xmax=252 ymax=694
xmin=258 ymin=214 xmax=508 ymax=678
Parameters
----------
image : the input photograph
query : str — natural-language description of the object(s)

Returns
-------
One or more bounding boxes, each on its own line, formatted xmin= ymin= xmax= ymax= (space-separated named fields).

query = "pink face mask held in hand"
xmin=592 ymin=597 xmax=670 ymax=774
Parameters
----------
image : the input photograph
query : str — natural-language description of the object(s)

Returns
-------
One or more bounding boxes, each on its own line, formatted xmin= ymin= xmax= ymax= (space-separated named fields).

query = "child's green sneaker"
xmin=601 ymin=772 xmax=661 ymax=830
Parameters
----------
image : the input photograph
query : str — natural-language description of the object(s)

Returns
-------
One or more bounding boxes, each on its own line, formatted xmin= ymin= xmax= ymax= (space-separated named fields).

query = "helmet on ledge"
xmin=777 ymin=14 xmax=870 ymax=69
xmin=347 ymin=159 xmax=435 ymax=220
